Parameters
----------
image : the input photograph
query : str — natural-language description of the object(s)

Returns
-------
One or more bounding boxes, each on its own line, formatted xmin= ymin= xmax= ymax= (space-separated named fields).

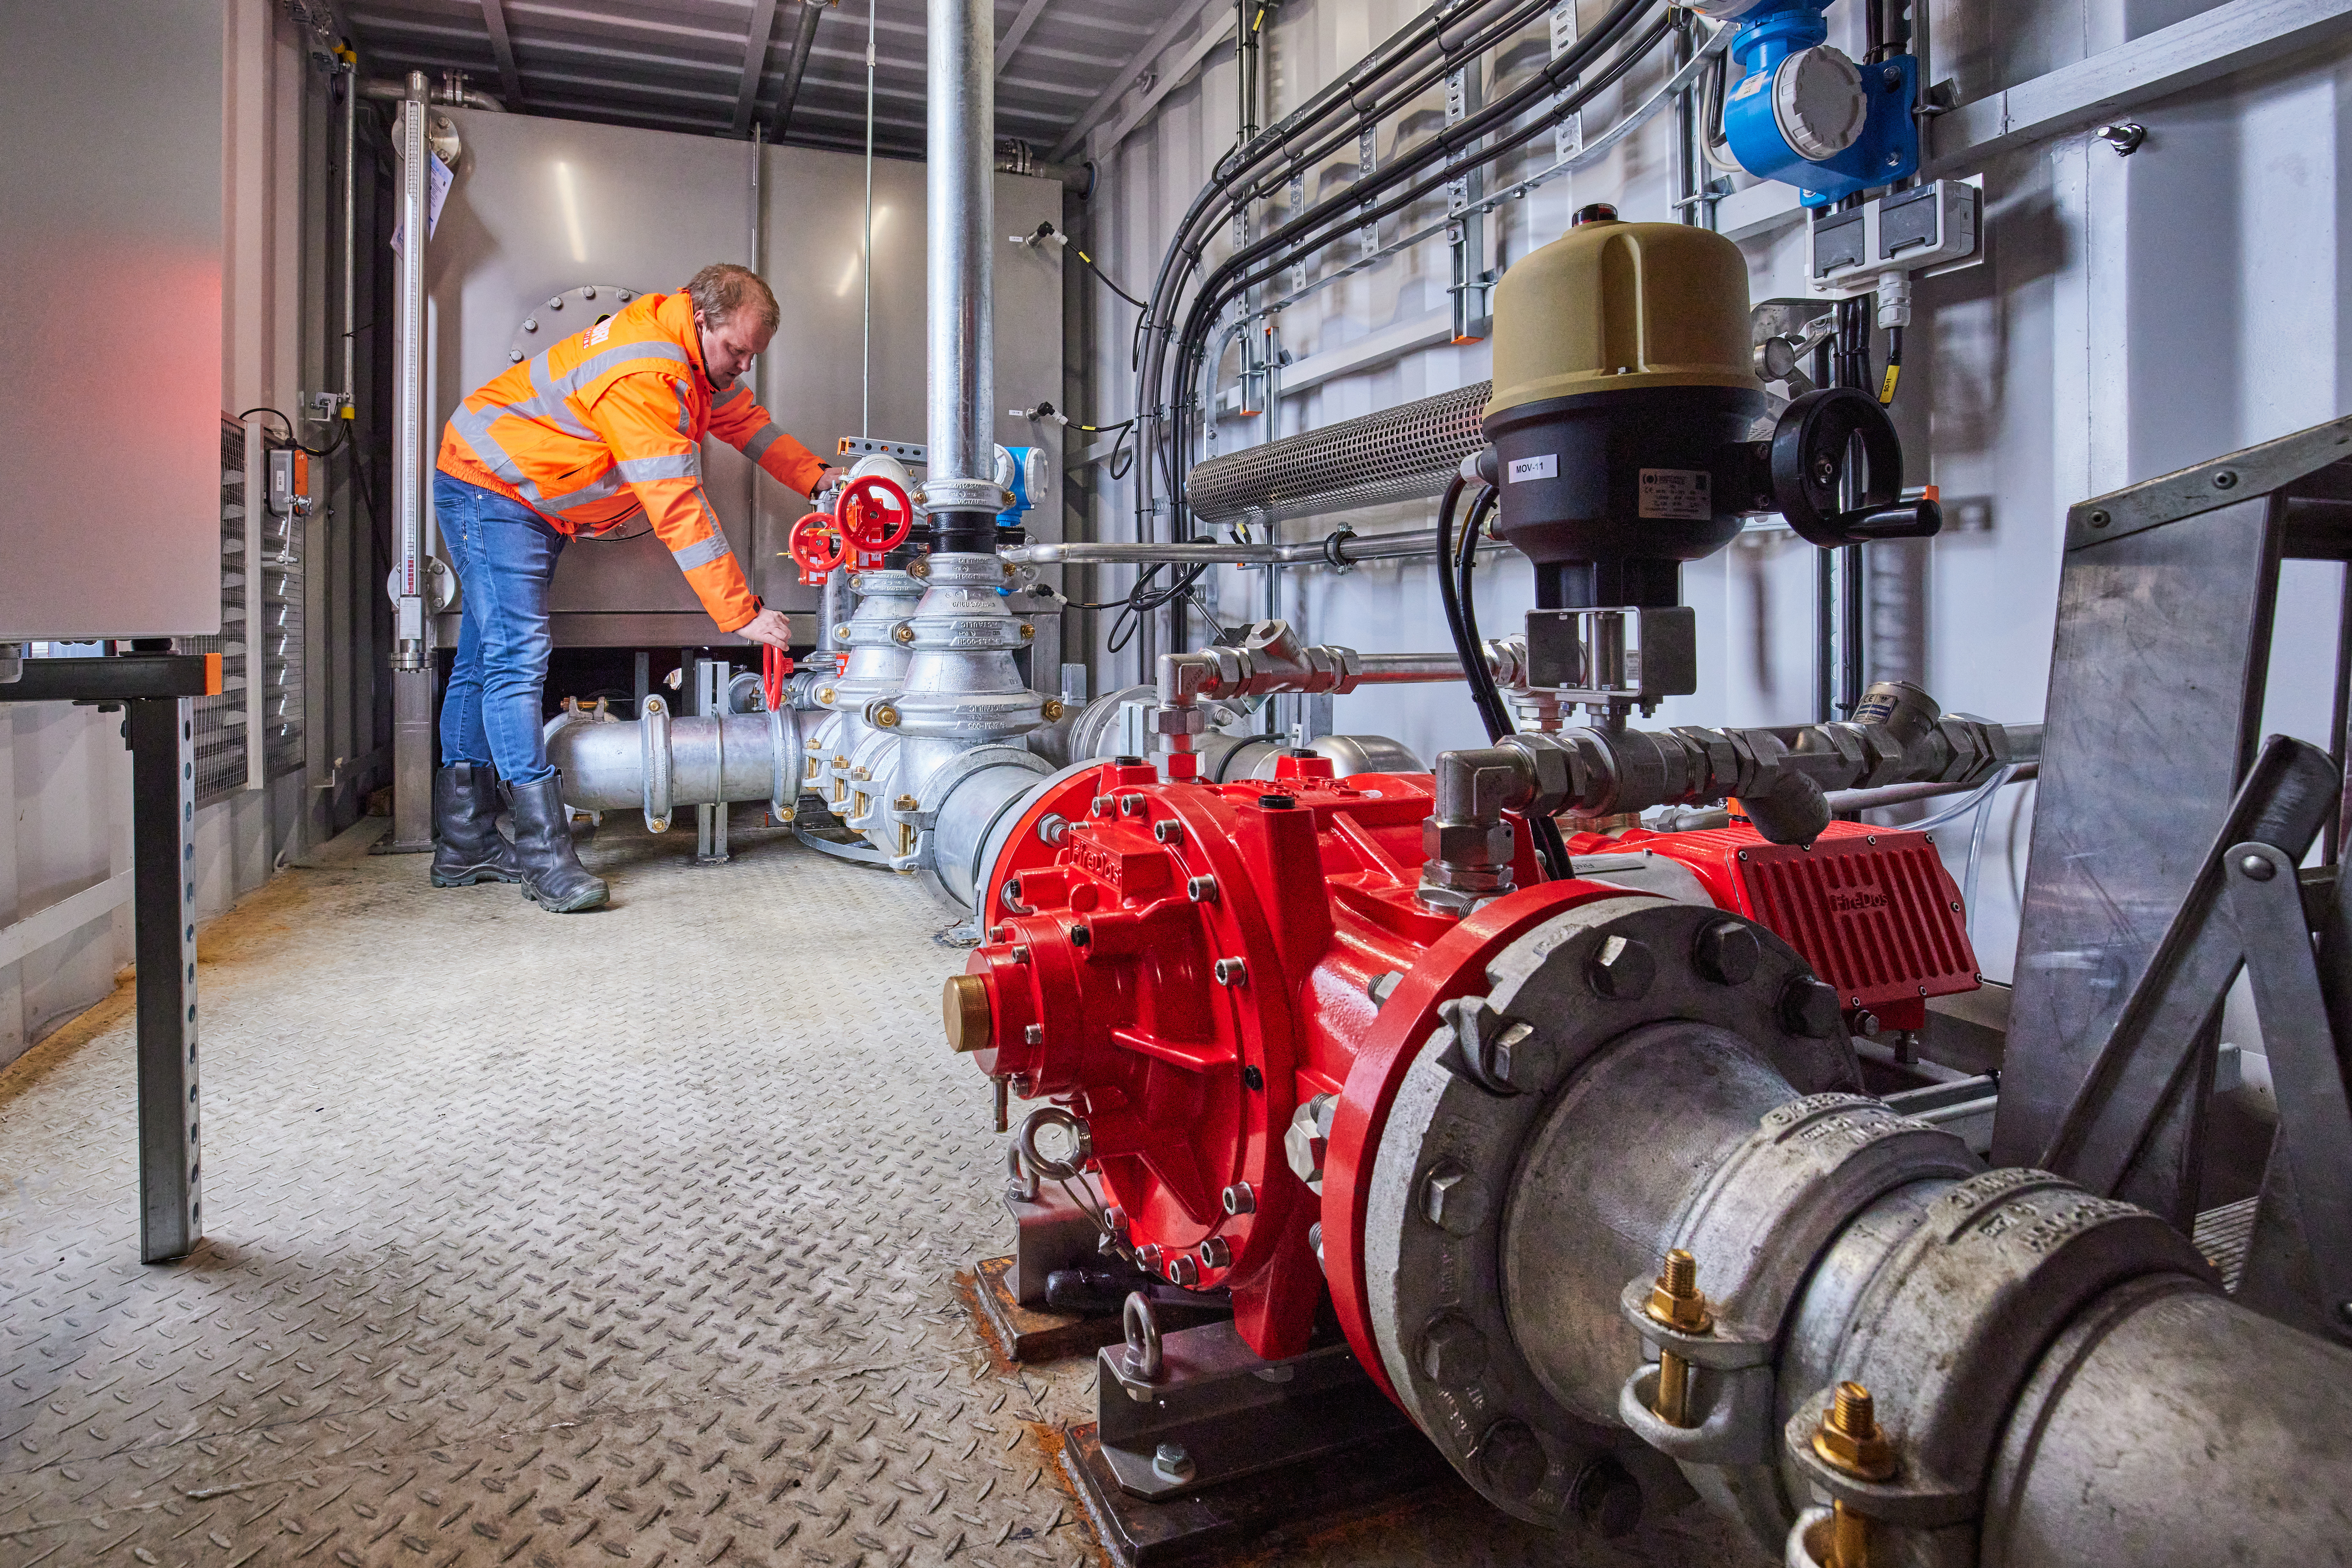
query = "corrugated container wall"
xmin=1060 ymin=0 xmax=2352 ymax=984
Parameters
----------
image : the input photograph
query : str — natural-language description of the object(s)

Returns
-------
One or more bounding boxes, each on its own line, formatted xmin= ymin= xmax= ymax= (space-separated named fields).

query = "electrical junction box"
xmin=1809 ymin=180 xmax=1980 ymax=293
xmin=267 ymin=448 xmax=309 ymax=518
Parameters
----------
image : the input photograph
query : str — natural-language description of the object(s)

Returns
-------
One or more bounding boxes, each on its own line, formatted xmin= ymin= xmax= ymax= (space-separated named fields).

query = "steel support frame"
xmin=0 ymin=653 xmax=214 ymax=1262
xmin=1997 ymin=414 xmax=2352 ymax=1230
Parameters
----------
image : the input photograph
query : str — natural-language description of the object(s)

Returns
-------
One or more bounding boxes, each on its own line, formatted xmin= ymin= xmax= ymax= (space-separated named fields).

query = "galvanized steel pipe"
xmin=1003 ymin=527 xmax=1510 ymax=568
xmin=923 ymin=0 xmax=1005 ymax=536
xmin=391 ymin=71 xmax=429 ymax=672
xmin=545 ymin=698 xmax=805 ymax=832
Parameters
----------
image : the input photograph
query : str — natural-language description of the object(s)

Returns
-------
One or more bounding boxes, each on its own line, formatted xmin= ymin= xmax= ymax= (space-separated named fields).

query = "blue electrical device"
xmin=1711 ymin=0 xmax=1917 ymax=208
xmin=995 ymin=444 xmax=1039 ymax=528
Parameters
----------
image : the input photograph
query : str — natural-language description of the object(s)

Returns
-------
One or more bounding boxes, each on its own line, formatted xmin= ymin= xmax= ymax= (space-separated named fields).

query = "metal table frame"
xmin=2 ymin=652 xmax=220 ymax=1262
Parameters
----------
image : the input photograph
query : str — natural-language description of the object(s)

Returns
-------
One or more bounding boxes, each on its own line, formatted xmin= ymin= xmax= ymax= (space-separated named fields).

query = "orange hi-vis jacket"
xmin=435 ymin=288 xmax=826 ymax=633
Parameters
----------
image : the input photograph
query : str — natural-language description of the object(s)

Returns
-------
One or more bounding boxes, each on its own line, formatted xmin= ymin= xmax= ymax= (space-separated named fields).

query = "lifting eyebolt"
xmin=1644 ymin=1248 xmax=1712 ymax=1427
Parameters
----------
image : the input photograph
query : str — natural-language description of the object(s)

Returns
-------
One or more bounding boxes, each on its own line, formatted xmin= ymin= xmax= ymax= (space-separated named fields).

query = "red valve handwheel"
xmin=788 ymin=512 xmax=846 ymax=582
xmin=838 ymin=473 xmax=914 ymax=554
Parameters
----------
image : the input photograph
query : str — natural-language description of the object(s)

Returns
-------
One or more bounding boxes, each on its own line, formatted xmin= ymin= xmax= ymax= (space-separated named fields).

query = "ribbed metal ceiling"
xmin=338 ymin=0 xmax=1173 ymax=159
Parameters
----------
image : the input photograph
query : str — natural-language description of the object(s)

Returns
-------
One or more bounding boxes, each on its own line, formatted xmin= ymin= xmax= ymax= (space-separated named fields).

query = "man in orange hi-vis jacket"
xmin=428 ymin=262 xmax=835 ymax=912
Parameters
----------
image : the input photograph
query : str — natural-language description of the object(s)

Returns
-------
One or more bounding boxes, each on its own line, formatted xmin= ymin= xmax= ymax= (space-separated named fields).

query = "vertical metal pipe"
xmin=342 ymin=61 xmax=358 ymax=410
xmin=924 ymin=0 xmax=1001 ymax=548
xmin=388 ymin=71 xmax=437 ymax=853
xmin=392 ymin=71 xmax=428 ymax=671
xmin=863 ymin=0 xmax=877 ymax=438
xmin=749 ymin=123 xmax=763 ymax=539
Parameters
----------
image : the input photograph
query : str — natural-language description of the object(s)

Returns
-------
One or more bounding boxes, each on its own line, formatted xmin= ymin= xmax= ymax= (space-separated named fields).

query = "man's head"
xmin=684 ymin=262 xmax=781 ymax=389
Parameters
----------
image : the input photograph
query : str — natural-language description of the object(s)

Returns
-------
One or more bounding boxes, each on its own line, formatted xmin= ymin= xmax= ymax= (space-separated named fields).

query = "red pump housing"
xmin=955 ymin=755 xmax=1980 ymax=1379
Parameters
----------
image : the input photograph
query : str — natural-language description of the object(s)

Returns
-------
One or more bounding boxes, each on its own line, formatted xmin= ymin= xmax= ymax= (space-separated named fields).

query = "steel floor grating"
xmin=0 ymin=815 xmax=1759 ymax=1568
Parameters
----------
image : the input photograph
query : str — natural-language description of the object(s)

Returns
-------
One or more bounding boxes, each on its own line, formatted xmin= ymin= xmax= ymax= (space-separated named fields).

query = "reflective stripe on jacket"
xmin=435 ymin=289 xmax=825 ymax=632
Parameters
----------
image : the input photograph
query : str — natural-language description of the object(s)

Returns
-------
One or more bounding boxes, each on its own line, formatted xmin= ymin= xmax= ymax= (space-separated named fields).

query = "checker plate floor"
xmin=0 ymin=814 xmax=1760 ymax=1567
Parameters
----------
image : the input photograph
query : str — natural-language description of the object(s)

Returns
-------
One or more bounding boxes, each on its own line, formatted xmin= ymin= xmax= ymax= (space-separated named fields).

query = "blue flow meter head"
xmin=1708 ymin=0 xmax=1918 ymax=207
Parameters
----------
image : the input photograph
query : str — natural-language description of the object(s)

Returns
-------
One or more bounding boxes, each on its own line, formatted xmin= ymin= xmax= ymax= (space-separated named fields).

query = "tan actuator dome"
xmin=1484 ymin=211 xmax=1763 ymax=418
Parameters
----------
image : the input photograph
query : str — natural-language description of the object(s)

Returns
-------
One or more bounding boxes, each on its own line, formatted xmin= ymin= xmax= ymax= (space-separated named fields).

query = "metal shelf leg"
xmin=131 ymin=696 xmax=202 ymax=1262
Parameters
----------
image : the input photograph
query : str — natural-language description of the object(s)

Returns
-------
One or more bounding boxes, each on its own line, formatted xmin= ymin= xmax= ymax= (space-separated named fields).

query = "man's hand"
xmin=810 ymin=464 xmax=843 ymax=500
xmin=735 ymin=607 xmax=794 ymax=650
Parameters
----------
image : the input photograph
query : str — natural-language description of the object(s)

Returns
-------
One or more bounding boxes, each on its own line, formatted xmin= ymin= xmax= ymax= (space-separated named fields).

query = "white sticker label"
xmin=1508 ymin=454 xmax=1558 ymax=483
xmin=1638 ymin=468 xmax=1712 ymax=520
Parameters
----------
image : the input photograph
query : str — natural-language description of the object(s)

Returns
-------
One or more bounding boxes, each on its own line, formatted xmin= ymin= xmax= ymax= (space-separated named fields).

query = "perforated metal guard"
xmin=1187 ymin=381 xmax=1493 ymax=529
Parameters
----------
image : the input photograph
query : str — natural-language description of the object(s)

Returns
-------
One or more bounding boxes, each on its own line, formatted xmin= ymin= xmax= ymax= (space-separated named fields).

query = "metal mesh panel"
xmin=1186 ymin=380 xmax=1493 ymax=529
xmin=258 ymin=449 xmax=304 ymax=778
xmin=188 ymin=419 xmax=249 ymax=807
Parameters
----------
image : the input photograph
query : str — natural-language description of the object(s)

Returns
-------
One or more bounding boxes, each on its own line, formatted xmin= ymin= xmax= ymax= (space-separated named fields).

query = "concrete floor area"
xmin=0 ymin=814 xmax=1758 ymax=1568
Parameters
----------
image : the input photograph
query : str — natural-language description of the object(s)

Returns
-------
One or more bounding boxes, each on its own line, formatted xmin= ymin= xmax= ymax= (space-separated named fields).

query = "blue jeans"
xmin=435 ymin=472 xmax=567 ymax=785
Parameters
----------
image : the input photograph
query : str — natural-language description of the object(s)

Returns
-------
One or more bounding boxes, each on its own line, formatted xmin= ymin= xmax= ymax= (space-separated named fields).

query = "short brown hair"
xmin=685 ymin=262 xmax=780 ymax=333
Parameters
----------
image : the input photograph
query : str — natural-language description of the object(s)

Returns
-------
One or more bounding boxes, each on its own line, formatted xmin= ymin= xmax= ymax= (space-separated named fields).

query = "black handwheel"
xmin=1769 ymin=388 xmax=1905 ymax=547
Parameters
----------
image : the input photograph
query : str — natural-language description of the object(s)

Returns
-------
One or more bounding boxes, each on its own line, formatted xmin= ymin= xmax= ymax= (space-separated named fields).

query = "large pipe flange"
xmin=1776 ymin=1168 xmax=2219 ymax=1565
xmin=1361 ymin=896 xmax=1856 ymax=1528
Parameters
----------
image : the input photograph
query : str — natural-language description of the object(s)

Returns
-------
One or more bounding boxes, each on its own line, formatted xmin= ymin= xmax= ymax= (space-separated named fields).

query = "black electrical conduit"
xmin=1100 ymin=0 xmax=1675 ymax=679
xmin=1433 ymin=474 xmax=1574 ymax=883
xmin=1159 ymin=4 xmax=1675 ymax=529
xmin=1145 ymin=0 xmax=1669 ymax=536
xmin=1130 ymin=0 xmax=1659 ymax=537
xmin=1123 ymin=0 xmax=1602 ymax=563
xmin=1139 ymin=0 xmax=1565 ymax=346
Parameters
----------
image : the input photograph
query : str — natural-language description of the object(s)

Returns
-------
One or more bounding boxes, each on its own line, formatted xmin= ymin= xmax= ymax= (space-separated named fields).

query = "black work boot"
xmin=503 ymin=774 xmax=609 ymax=913
xmin=430 ymin=762 xmax=521 ymax=887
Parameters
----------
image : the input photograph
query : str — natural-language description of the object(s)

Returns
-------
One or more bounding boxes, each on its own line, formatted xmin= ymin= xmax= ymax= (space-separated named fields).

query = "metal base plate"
xmin=1060 ymin=1418 xmax=1452 ymax=1568
xmin=974 ymin=1255 xmax=1132 ymax=1362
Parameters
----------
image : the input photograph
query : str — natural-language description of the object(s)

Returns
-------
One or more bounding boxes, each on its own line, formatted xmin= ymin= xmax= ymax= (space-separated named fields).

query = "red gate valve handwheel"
xmin=838 ymin=473 xmax=915 ymax=555
xmin=788 ymin=512 xmax=847 ymax=584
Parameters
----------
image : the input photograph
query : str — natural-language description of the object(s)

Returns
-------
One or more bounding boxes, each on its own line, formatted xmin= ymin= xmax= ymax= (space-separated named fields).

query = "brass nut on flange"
xmin=1644 ymin=1249 xmax=1712 ymax=1428
xmin=893 ymin=625 xmax=915 ymax=644
xmin=1809 ymin=1381 xmax=1893 ymax=1568
xmin=1812 ymin=1381 xmax=1895 ymax=1480
xmin=1041 ymin=698 xmax=1065 ymax=722
xmin=1645 ymin=1249 xmax=1713 ymax=1333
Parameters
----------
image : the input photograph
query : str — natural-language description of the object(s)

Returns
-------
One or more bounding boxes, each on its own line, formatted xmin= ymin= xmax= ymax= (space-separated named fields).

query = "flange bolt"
xmin=1569 ymin=1456 xmax=1644 ymax=1539
xmin=1587 ymin=935 xmax=1656 ymax=1000
xmin=1781 ymin=975 xmax=1845 ymax=1039
xmin=1692 ymin=919 xmax=1760 ymax=985
xmin=1221 ymin=1182 xmax=1257 ymax=1215
xmin=1644 ymin=1249 xmax=1712 ymax=1427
